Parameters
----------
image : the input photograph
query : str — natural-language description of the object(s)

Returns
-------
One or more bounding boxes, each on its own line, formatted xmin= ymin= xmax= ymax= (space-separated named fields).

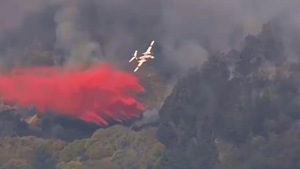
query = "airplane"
xmin=129 ymin=40 xmax=155 ymax=72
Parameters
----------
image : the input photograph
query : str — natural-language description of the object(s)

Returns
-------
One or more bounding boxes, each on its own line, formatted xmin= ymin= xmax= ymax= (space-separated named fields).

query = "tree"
xmin=56 ymin=161 xmax=86 ymax=169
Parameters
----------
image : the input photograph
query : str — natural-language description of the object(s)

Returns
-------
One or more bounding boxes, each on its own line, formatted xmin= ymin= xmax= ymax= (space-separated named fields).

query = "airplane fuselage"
xmin=138 ymin=54 xmax=154 ymax=60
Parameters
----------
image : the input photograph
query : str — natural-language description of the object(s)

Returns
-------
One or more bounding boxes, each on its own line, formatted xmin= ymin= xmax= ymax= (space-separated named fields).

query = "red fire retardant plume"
xmin=0 ymin=64 xmax=144 ymax=126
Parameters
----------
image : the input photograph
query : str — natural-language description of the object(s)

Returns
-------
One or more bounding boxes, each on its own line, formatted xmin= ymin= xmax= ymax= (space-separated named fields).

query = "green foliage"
xmin=0 ymin=124 xmax=166 ymax=169
xmin=83 ymin=125 xmax=166 ymax=169
xmin=59 ymin=139 xmax=87 ymax=162
xmin=2 ymin=158 xmax=33 ymax=169
xmin=56 ymin=161 xmax=86 ymax=169
xmin=0 ymin=136 xmax=66 ymax=169
xmin=84 ymin=159 xmax=119 ymax=169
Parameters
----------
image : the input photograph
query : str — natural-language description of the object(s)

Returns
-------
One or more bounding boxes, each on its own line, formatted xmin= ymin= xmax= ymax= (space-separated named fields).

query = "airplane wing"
xmin=142 ymin=41 xmax=155 ymax=55
xmin=129 ymin=50 xmax=138 ymax=62
xmin=134 ymin=59 xmax=146 ymax=72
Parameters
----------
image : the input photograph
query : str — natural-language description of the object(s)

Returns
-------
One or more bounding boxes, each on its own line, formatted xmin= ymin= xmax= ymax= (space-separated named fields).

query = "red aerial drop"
xmin=0 ymin=64 xmax=144 ymax=126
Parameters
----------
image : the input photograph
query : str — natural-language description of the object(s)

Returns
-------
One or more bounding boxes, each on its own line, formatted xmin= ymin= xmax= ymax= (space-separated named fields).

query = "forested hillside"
xmin=156 ymin=23 xmax=300 ymax=169
xmin=1 ymin=23 xmax=300 ymax=169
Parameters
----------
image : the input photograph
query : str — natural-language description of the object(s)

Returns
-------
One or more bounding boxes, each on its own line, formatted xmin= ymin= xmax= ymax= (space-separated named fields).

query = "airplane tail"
xmin=129 ymin=50 xmax=138 ymax=62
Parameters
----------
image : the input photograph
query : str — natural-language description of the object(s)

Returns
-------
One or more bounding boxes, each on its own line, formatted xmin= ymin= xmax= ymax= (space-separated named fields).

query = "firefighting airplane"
xmin=129 ymin=40 xmax=155 ymax=72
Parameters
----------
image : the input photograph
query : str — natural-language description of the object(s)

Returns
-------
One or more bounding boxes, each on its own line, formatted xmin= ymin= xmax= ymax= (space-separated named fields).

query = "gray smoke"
xmin=0 ymin=0 xmax=300 ymax=72
xmin=160 ymin=0 xmax=299 ymax=50
xmin=54 ymin=0 xmax=103 ymax=67
xmin=0 ymin=0 xmax=45 ymax=31
xmin=133 ymin=108 xmax=160 ymax=128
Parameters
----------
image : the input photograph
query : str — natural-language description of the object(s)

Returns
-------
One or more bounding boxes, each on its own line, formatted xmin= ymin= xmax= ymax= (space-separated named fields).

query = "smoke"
xmin=54 ymin=0 xmax=104 ymax=66
xmin=133 ymin=108 xmax=159 ymax=128
xmin=0 ymin=64 xmax=144 ymax=126
xmin=1 ymin=0 xmax=299 ymax=74
xmin=1 ymin=0 xmax=300 ymax=128
xmin=0 ymin=0 xmax=46 ymax=31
